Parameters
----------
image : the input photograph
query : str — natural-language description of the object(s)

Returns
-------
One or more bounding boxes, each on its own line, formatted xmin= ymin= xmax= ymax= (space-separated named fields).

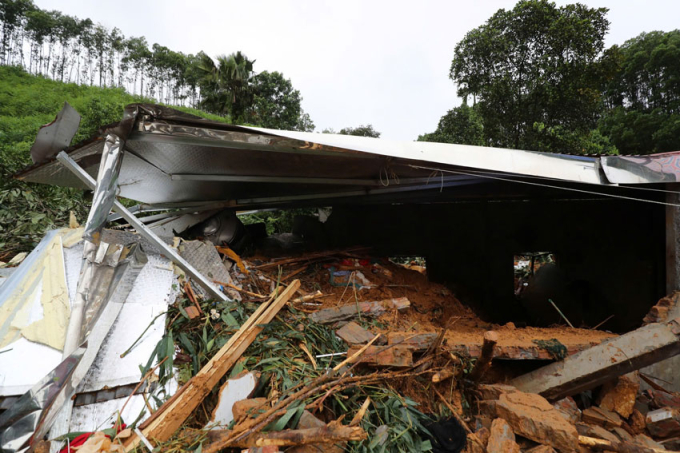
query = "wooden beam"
xmin=510 ymin=318 xmax=680 ymax=401
xmin=124 ymin=281 xmax=301 ymax=451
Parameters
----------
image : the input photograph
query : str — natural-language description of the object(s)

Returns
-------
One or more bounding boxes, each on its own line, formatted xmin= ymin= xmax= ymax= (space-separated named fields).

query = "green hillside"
xmin=0 ymin=65 xmax=229 ymax=259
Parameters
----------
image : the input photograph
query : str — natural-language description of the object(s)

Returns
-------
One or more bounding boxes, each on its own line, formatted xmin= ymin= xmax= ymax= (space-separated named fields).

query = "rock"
xmin=464 ymin=434 xmax=486 ymax=453
xmin=475 ymin=427 xmax=490 ymax=447
xmin=525 ymin=446 xmax=557 ymax=453
xmin=597 ymin=372 xmax=640 ymax=418
xmin=649 ymin=388 xmax=680 ymax=410
xmin=634 ymin=434 xmax=666 ymax=450
xmin=487 ymin=418 xmax=520 ymax=453
xmin=630 ymin=408 xmax=647 ymax=434
xmin=646 ymin=407 xmax=680 ymax=439
xmin=611 ymin=426 xmax=634 ymax=443
xmin=496 ymin=391 xmax=580 ymax=453
xmin=582 ymin=406 xmax=623 ymax=429
xmin=661 ymin=437 xmax=680 ymax=451
xmin=478 ymin=400 xmax=497 ymax=418
xmin=232 ymin=397 xmax=267 ymax=421
xmin=553 ymin=397 xmax=581 ymax=424
xmin=575 ymin=423 xmax=619 ymax=443
xmin=477 ymin=384 xmax=519 ymax=401
xmin=473 ymin=415 xmax=493 ymax=431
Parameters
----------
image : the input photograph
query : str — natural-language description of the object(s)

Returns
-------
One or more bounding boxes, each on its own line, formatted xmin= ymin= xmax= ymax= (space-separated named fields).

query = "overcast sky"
xmin=33 ymin=0 xmax=680 ymax=140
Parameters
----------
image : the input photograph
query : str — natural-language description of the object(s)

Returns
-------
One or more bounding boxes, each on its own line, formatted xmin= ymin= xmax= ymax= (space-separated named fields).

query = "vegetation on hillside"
xmin=0 ymin=65 xmax=229 ymax=258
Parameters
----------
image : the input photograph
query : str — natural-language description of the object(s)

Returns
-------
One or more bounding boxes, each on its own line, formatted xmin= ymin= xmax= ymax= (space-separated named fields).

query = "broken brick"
xmin=596 ymin=372 xmax=640 ymax=418
xmin=345 ymin=345 xmax=413 ymax=367
xmin=496 ymin=391 xmax=580 ymax=453
xmin=336 ymin=321 xmax=377 ymax=345
xmin=487 ymin=418 xmax=520 ymax=453
xmin=646 ymin=407 xmax=680 ymax=439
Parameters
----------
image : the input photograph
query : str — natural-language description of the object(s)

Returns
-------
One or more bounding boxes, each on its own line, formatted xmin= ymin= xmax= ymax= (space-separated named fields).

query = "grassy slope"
xmin=0 ymin=66 xmax=229 ymax=257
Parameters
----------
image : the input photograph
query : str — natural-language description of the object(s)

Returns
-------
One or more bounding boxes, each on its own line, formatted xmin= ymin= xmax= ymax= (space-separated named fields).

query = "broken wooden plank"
xmin=387 ymin=332 xmax=439 ymax=351
xmin=124 ymin=281 xmax=301 ymax=451
xmin=509 ymin=318 xmax=680 ymax=401
xmin=345 ymin=345 xmax=413 ymax=368
xmin=309 ymin=298 xmax=410 ymax=324
xmin=336 ymin=321 xmax=376 ymax=345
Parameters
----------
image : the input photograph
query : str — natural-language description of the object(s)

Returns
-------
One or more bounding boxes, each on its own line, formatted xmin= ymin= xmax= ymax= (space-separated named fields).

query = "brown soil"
xmin=251 ymin=257 xmax=614 ymax=350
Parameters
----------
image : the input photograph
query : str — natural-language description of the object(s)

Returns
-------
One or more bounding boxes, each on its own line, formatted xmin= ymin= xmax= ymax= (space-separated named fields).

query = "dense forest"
xmin=0 ymin=0 xmax=314 ymax=129
xmin=419 ymin=1 xmax=680 ymax=156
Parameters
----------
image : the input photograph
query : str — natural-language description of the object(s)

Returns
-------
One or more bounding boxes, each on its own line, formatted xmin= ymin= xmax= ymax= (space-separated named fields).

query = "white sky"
xmin=34 ymin=0 xmax=680 ymax=140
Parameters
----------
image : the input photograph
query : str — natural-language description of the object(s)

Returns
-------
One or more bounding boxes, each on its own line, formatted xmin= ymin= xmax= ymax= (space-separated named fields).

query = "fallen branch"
xmin=204 ymin=422 xmax=366 ymax=450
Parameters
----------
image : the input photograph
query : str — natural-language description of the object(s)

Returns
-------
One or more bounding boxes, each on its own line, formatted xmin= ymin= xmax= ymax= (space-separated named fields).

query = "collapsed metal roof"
xmin=15 ymin=104 xmax=680 ymax=210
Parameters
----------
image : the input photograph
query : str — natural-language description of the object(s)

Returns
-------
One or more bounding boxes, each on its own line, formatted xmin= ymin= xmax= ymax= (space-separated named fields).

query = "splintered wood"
xmin=309 ymin=297 xmax=410 ymax=324
xmin=123 ymin=280 xmax=301 ymax=451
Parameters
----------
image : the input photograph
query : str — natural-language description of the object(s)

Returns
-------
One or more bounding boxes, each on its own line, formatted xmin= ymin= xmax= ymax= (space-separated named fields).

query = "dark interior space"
xmin=322 ymin=188 xmax=666 ymax=333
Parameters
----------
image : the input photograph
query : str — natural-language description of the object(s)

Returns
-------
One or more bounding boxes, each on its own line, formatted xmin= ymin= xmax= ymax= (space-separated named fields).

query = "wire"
xmin=408 ymin=164 xmax=680 ymax=208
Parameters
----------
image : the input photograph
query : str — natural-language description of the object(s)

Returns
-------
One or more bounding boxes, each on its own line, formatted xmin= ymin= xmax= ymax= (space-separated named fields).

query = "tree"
xmin=418 ymin=103 xmax=484 ymax=146
xmin=246 ymin=70 xmax=314 ymax=131
xmin=599 ymin=31 xmax=680 ymax=154
xmin=338 ymin=124 xmax=380 ymax=138
xmin=197 ymin=51 xmax=255 ymax=121
xmin=450 ymin=0 xmax=615 ymax=153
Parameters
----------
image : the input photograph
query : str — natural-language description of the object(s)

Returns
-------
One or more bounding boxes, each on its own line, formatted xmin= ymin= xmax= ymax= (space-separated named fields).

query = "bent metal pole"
xmin=56 ymin=150 xmax=229 ymax=302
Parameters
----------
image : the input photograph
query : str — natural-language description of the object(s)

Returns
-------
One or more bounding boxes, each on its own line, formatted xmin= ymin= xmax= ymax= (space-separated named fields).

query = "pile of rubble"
xmin=3 ymin=231 xmax=680 ymax=453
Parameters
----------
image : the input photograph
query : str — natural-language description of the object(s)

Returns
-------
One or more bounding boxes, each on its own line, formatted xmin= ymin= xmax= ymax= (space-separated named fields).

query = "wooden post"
xmin=469 ymin=331 xmax=498 ymax=382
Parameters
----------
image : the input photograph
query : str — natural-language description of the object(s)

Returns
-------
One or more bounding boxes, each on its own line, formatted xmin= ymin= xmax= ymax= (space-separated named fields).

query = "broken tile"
xmin=496 ymin=391 xmax=580 ymax=453
xmin=575 ymin=423 xmax=618 ymax=444
xmin=184 ymin=305 xmax=200 ymax=319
